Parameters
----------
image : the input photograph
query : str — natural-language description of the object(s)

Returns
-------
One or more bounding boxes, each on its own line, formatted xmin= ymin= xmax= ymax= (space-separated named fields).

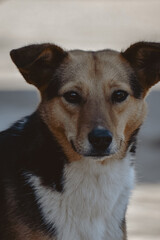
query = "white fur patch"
xmin=25 ymin=154 xmax=134 ymax=240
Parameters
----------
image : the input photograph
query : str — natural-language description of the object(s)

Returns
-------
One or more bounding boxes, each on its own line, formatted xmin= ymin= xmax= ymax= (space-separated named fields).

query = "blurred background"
xmin=0 ymin=0 xmax=160 ymax=239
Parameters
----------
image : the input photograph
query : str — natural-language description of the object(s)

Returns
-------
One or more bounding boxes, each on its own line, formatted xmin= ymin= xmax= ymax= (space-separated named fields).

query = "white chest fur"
xmin=26 ymin=154 xmax=134 ymax=240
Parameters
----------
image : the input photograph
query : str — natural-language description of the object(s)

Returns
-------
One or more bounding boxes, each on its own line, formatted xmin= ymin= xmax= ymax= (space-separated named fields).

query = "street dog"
xmin=0 ymin=42 xmax=159 ymax=240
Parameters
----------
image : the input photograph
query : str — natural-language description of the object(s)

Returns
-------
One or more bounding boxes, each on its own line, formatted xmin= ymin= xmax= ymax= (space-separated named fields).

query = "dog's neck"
xmin=25 ymin=153 xmax=134 ymax=240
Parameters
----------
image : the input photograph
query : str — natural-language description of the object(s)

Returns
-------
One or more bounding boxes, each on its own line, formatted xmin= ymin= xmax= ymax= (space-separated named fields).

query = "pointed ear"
xmin=10 ymin=43 xmax=68 ymax=90
xmin=121 ymin=42 xmax=160 ymax=95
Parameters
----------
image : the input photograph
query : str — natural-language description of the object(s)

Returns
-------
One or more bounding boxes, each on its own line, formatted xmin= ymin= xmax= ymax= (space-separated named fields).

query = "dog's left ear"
xmin=122 ymin=42 xmax=160 ymax=95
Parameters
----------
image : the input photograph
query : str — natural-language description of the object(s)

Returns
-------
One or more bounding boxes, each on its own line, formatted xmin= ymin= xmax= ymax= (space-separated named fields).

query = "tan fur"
xmin=9 ymin=42 xmax=159 ymax=240
xmin=5 ymin=187 xmax=51 ymax=240
xmin=11 ymin=223 xmax=51 ymax=240
xmin=39 ymin=49 xmax=147 ymax=163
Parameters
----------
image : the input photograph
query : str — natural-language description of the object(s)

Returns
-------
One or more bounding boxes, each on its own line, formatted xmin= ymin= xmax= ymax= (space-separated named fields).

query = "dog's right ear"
xmin=10 ymin=44 xmax=68 ymax=90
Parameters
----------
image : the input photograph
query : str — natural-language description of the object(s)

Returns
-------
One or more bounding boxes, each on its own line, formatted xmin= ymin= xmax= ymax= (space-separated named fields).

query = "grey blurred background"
xmin=0 ymin=1 xmax=160 ymax=239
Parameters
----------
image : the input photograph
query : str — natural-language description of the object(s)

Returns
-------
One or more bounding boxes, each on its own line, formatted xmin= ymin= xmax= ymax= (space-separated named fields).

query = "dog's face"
xmin=10 ymin=42 xmax=160 ymax=161
xmin=38 ymin=50 xmax=146 ymax=159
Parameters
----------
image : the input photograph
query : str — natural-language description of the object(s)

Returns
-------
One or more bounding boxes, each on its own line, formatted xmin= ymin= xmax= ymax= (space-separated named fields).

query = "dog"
xmin=0 ymin=42 xmax=159 ymax=240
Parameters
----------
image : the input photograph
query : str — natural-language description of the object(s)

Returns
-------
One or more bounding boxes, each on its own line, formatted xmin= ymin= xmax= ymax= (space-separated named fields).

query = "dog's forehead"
xmin=60 ymin=49 xmax=131 ymax=86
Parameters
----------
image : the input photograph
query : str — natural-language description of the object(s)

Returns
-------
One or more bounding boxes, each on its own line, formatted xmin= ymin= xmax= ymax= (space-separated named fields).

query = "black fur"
xmin=129 ymin=73 xmax=143 ymax=99
xmin=10 ymin=44 xmax=68 ymax=90
xmin=128 ymin=127 xmax=140 ymax=155
xmin=122 ymin=41 xmax=160 ymax=91
xmin=46 ymin=74 xmax=62 ymax=100
xmin=0 ymin=112 xmax=68 ymax=238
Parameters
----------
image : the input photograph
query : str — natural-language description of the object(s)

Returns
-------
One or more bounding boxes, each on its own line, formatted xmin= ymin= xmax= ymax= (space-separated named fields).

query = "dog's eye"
xmin=63 ymin=91 xmax=82 ymax=104
xmin=111 ymin=90 xmax=128 ymax=103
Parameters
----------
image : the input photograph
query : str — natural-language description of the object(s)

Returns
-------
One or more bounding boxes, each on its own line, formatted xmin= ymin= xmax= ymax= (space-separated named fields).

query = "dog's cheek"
xmin=109 ymin=104 xmax=131 ymax=144
xmin=123 ymin=100 xmax=147 ymax=143
xmin=40 ymin=99 xmax=79 ymax=142
xmin=57 ymin=105 xmax=80 ymax=142
xmin=111 ymin=99 xmax=146 ymax=150
xmin=39 ymin=99 xmax=82 ymax=162
xmin=64 ymin=115 xmax=79 ymax=143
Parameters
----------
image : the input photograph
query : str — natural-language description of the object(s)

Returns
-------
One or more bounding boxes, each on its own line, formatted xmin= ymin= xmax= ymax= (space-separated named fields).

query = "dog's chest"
xmin=27 ymin=156 xmax=134 ymax=240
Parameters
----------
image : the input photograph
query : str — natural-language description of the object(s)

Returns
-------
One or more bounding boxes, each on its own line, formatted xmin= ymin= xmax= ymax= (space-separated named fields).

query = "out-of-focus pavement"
xmin=0 ymin=1 xmax=160 ymax=239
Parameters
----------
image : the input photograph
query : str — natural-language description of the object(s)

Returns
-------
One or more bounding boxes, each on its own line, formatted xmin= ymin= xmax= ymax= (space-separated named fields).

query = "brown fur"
xmin=9 ymin=42 xmax=160 ymax=239
xmin=5 ymin=187 xmax=51 ymax=240
xmin=39 ymin=49 xmax=147 ymax=163
xmin=11 ymin=223 xmax=51 ymax=240
xmin=122 ymin=42 xmax=160 ymax=96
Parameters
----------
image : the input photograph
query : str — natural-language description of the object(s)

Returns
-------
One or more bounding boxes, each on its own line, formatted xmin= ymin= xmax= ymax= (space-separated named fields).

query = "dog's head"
xmin=10 ymin=42 xmax=160 ymax=161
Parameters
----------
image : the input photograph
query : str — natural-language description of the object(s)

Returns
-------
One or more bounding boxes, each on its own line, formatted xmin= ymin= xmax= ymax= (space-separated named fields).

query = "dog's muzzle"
xmin=70 ymin=128 xmax=113 ymax=157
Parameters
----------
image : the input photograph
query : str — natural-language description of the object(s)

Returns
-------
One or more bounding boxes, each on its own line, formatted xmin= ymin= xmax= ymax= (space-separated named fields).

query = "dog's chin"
xmin=70 ymin=140 xmax=114 ymax=159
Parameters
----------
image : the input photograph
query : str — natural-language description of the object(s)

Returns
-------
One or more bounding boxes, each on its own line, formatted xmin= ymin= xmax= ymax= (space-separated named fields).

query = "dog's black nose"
xmin=88 ymin=128 xmax=112 ymax=151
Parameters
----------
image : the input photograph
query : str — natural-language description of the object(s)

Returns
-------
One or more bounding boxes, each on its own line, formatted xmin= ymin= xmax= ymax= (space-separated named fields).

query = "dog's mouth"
xmin=70 ymin=140 xmax=113 ymax=158
xmin=84 ymin=152 xmax=112 ymax=158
